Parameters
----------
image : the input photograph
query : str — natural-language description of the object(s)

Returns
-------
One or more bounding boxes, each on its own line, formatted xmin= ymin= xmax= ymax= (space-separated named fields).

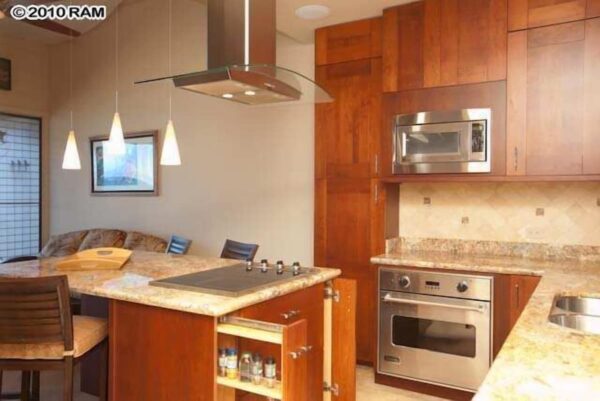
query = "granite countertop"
xmin=371 ymin=251 xmax=600 ymax=401
xmin=0 ymin=251 xmax=340 ymax=317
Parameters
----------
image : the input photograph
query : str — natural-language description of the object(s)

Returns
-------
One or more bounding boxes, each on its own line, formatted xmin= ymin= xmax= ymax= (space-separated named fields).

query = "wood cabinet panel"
xmin=506 ymin=19 xmax=600 ymax=176
xmin=332 ymin=279 xmax=357 ymax=401
xmin=316 ymin=59 xmax=382 ymax=179
xmin=314 ymin=177 xmax=378 ymax=364
xmin=508 ymin=0 xmax=591 ymax=30
xmin=316 ymin=18 xmax=381 ymax=66
xmin=383 ymin=0 xmax=507 ymax=92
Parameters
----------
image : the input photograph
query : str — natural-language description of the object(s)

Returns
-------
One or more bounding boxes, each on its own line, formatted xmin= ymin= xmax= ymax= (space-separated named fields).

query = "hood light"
xmin=244 ymin=90 xmax=256 ymax=96
xmin=222 ymin=93 xmax=234 ymax=99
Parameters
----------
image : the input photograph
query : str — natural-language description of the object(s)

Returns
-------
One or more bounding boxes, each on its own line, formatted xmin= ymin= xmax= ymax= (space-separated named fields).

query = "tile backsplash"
xmin=399 ymin=182 xmax=600 ymax=246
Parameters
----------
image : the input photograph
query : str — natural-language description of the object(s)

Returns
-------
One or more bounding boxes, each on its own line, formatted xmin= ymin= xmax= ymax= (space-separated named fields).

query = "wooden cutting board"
xmin=55 ymin=247 xmax=132 ymax=271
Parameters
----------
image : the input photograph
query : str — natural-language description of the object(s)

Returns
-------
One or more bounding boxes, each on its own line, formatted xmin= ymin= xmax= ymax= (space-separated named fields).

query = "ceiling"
xmin=0 ymin=0 xmax=413 ymax=45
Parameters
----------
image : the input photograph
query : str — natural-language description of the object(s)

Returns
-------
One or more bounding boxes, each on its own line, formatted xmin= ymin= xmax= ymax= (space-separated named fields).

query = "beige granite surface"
xmin=371 ymin=250 xmax=600 ymax=401
xmin=0 ymin=251 xmax=340 ymax=317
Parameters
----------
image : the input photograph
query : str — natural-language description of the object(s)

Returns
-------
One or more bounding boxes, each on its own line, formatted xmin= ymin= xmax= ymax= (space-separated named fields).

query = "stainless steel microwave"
xmin=392 ymin=108 xmax=491 ymax=174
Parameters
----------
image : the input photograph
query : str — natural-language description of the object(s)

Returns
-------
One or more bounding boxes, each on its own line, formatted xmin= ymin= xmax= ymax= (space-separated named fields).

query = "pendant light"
xmin=160 ymin=0 xmax=181 ymax=166
xmin=106 ymin=3 xmax=126 ymax=155
xmin=62 ymin=6 xmax=81 ymax=170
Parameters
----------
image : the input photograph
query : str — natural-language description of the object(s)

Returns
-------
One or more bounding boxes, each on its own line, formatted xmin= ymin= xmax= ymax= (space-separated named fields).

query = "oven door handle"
xmin=382 ymin=293 xmax=487 ymax=313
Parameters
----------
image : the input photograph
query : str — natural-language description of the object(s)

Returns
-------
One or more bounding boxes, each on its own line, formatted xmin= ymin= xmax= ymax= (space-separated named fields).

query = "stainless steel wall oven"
xmin=378 ymin=267 xmax=493 ymax=391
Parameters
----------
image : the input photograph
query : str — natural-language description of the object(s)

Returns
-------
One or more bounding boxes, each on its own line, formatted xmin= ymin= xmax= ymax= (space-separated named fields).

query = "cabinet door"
xmin=282 ymin=319 xmax=308 ymax=401
xmin=315 ymin=178 xmax=376 ymax=364
xmin=508 ymin=0 xmax=599 ymax=30
xmin=315 ymin=59 xmax=382 ymax=179
xmin=507 ymin=19 xmax=600 ymax=176
xmin=382 ymin=0 xmax=507 ymax=92
xmin=331 ymin=278 xmax=357 ymax=401
xmin=316 ymin=18 xmax=382 ymax=66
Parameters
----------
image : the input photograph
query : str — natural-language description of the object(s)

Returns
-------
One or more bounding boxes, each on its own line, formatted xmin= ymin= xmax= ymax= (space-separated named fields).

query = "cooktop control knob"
xmin=457 ymin=281 xmax=469 ymax=293
xmin=260 ymin=259 xmax=268 ymax=273
xmin=399 ymin=276 xmax=411 ymax=289
xmin=292 ymin=262 xmax=301 ymax=276
xmin=245 ymin=258 xmax=253 ymax=271
xmin=276 ymin=260 xmax=284 ymax=275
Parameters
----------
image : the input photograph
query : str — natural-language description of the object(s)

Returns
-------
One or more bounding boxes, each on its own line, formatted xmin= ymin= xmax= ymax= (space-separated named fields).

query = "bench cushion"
xmin=78 ymin=229 xmax=126 ymax=251
xmin=123 ymin=231 xmax=167 ymax=252
xmin=39 ymin=230 xmax=89 ymax=258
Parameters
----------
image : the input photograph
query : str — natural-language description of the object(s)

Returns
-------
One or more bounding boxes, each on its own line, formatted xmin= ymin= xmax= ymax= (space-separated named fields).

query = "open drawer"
xmin=216 ymin=316 xmax=308 ymax=401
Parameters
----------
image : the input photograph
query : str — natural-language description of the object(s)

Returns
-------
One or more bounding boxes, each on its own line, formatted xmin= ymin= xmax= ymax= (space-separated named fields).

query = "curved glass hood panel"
xmin=135 ymin=64 xmax=333 ymax=106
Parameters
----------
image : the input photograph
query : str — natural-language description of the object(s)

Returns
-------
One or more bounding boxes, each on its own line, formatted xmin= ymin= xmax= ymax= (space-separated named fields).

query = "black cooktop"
xmin=149 ymin=263 xmax=315 ymax=297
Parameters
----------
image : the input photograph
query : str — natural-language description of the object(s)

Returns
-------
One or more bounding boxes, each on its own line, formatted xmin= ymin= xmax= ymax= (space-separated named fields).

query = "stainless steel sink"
xmin=549 ymin=295 xmax=600 ymax=335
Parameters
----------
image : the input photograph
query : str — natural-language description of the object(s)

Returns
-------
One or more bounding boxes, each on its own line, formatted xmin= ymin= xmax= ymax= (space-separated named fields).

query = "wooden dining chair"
xmin=220 ymin=239 xmax=259 ymax=261
xmin=0 ymin=276 xmax=108 ymax=401
xmin=166 ymin=235 xmax=192 ymax=255
xmin=1 ymin=256 xmax=38 ymax=264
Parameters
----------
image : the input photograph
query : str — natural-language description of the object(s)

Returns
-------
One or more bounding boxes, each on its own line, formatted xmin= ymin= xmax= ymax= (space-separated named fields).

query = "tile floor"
xmin=1 ymin=365 xmax=448 ymax=401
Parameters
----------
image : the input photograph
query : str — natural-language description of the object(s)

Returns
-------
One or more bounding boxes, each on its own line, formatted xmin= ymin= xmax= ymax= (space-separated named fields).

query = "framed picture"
xmin=90 ymin=130 xmax=159 ymax=196
xmin=0 ymin=58 xmax=11 ymax=91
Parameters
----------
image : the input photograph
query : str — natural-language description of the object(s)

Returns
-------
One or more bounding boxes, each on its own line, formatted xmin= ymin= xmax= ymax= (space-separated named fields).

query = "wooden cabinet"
xmin=508 ymin=0 xmax=600 ymax=30
xmin=382 ymin=0 xmax=507 ymax=92
xmin=315 ymin=19 xmax=384 ymax=366
xmin=507 ymin=18 xmax=600 ymax=176
xmin=493 ymin=274 xmax=540 ymax=356
xmin=315 ymin=59 xmax=382 ymax=179
xmin=315 ymin=18 xmax=381 ymax=66
xmin=314 ymin=178 xmax=383 ymax=364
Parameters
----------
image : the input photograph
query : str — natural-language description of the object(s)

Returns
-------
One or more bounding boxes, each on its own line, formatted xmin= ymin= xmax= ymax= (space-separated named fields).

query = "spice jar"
xmin=218 ymin=349 xmax=227 ymax=377
xmin=251 ymin=353 xmax=263 ymax=385
xmin=239 ymin=352 xmax=253 ymax=383
xmin=226 ymin=348 xmax=238 ymax=379
xmin=264 ymin=356 xmax=276 ymax=388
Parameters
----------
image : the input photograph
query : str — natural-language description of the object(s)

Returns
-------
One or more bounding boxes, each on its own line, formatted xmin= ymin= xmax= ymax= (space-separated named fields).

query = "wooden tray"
xmin=55 ymin=248 xmax=132 ymax=271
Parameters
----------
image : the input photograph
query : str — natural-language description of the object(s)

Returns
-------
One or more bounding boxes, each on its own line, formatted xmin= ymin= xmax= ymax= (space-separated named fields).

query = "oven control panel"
xmin=380 ymin=267 xmax=492 ymax=301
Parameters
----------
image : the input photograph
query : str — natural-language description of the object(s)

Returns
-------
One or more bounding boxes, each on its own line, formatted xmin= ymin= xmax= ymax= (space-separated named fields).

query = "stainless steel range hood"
xmin=136 ymin=0 xmax=332 ymax=105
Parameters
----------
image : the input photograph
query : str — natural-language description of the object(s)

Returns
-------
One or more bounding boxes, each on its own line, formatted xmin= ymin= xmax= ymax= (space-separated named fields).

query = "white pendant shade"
xmin=62 ymin=130 xmax=81 ymax=170
xmin=106 ymin=112 xmax=126 ymax=155
xmin=161 ymin=120 xmax=181 ymax=166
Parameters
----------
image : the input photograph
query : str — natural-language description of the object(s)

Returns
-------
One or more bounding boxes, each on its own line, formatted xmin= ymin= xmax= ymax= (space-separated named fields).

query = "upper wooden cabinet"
xmin=382 ymin=0 xmax=507 ymax=92
xmin=315 ymin=59 xmax=382 ymax=179
xmin=315 ymin=18 xmax=382 ymax=66
xmin=508 ymin=0 xmax=600 ymax=31
xmin=507 ymin=18 xmax=600 ymax=176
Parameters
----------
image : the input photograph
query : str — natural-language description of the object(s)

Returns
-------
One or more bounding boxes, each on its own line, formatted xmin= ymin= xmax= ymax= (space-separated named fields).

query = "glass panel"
xmin=0 ymin=113 xmax=41 ymax=261
xmin=405 ymin=132 xmax=461 ymax=155
xmin=391 ymin=315 xmax=476 ymax=358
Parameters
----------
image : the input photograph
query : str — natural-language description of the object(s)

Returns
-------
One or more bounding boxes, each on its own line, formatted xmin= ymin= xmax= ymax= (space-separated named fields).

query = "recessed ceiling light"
xmin=244 ymin=90 xmax=256 ymax=96
xmin=222 ymin=93 xmax=234 ymax=99
xmin=295 ymin=5 xmax=330 ymax=20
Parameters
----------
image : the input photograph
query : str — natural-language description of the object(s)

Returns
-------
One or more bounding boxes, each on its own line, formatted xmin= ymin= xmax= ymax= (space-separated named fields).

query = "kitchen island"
xmin=0 ymin=251 xmax=350 ymax=401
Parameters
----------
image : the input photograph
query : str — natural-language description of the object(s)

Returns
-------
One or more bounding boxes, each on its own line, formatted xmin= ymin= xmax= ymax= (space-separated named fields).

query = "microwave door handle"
xmin=401 ymin=131 xmax=407 ymax=158
xmin=382 ymin=293 xmax=486 ymax=313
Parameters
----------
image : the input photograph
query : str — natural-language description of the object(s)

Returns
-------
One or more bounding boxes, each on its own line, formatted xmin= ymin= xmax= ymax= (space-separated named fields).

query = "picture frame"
xmin=0 ymin=58 xmax=11 ymax=91
xmin=90 ymin=130 xmax=159 ymax=196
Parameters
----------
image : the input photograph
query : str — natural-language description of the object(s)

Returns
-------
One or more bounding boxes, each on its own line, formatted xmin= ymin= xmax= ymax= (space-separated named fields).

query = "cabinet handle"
xmin=374 ymin=154 xmax=379 ymax=175
xmin=515 ymin=283 xmax=520 ymax=309
xmin=280 ymin=310 xmax=300 ymax=320
xmin=289 ymin=345 xmax=311 ymax=359
xmin=374 ymin=184 xmax=379 ymax=203
xmin=514 ymin=147 xmax=518 ymax=172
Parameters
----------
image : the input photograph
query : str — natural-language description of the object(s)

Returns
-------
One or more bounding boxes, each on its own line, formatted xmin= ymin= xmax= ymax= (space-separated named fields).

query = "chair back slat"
xmin=0 ymin=276 xmax=73 ymax=349
xmin=220 ymin=239 xmax=259 ymax=261
xmin=166 ymin=235 xmax=192 ymax=255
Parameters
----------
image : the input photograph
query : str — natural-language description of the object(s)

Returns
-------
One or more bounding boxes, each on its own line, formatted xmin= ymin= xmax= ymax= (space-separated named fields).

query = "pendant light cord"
xmin=168 ymin=0 xmax=172 ymax=120
xmin=115 ymin=1 xmax=119 ymax=112
xmin=69 ymin=0 xmax=73 ymax=130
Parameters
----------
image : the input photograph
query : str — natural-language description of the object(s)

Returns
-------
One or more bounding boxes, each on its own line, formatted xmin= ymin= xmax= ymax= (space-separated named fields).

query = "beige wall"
xmin=399 ymin=182 xmax=600 ymax=246
xmin=0 ymin=35 xmax=50 ymax=243
xmin=48 ymin=0 xmax=316 ymax=264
